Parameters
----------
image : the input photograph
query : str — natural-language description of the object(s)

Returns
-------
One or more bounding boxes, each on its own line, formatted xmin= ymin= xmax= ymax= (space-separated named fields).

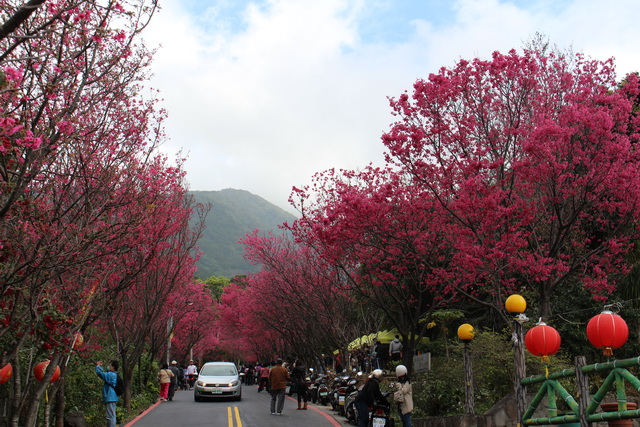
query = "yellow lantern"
xmin=457 ymin=324 xmax=475 ymax=342
xmin=505 ymin=294 xmax=526 ymax=314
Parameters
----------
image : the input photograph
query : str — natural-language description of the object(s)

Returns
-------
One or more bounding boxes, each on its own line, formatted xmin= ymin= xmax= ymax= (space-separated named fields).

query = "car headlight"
xmin=197 ymin=380 xmax=206 ymax=387
xmin=228 ymin=380 xmax=238 ymax=387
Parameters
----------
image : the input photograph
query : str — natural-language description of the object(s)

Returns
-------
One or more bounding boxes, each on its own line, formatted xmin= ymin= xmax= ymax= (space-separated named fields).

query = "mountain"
xmin=190 ymin=189 xmax=297 ymax=279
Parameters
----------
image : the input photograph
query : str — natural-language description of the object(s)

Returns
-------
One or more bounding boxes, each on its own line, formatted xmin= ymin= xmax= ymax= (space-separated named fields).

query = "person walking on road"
xmin=96 ymin=360 xmax=120 ymax=427
xmin=186 ymin=360 xmax=198 ymax=390
xmin=269 ymin=358 xmax=290 ymax=415
xmin=258 ymin=363 xmax=270 ymax=392
xmin=292 ymin=359 xmax=308 ymax=410
xmin=354 ymin=369 xmax=386 ymax=427
xmin=389 ymin=335 xmax=403 ymax=361
xmin=394 ymin=365 xmax=413 ymax=427
xmin=168 ymin=360 xmax=181 ymax=401
xmin=157 ymin=363 xmax=174 ymax=401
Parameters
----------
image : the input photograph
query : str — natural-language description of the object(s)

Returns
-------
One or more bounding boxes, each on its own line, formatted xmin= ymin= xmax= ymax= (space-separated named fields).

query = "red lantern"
xmin=586 ymin=310 xmax=628 ymax=356
xmin=525 ymin=322 xmax=561 ymax=358
xmin=33 ymin=361 xmax=60 ymax=383
xmin=0 ymin=363 xmax=12 ymax=384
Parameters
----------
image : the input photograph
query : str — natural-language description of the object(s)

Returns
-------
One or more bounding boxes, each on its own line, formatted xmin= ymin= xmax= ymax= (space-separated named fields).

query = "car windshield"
xmin=200 ymin=365 xmax=237 ymax=376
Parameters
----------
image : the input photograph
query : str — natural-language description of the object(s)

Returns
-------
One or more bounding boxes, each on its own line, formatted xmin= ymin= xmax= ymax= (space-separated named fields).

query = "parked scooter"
xmin=353 ymin=391 xmax=395 ymax=427
xmin=316 ymin=375 xmax=330 ymax=405
xmin=330 ymin=375 xmax=351 ymax=411
xmin=337 ymin=377 xmax=359 ymax=416
xmin=344 ymin=372 xmax=365 ymax=424
xmin=309 ymin=373 xmax=325 ymax=403
xmin=344 ymin=387 xmax=359 ymax=424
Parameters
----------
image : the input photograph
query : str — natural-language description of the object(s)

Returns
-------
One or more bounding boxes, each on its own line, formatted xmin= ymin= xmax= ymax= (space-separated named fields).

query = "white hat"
xmin=372 ymin=369 xmax=383 ymax=378
xmin=396 ymin=365 xmax=407 ymax=377
xmin=171 ymin=360 xmax=177 ymax=365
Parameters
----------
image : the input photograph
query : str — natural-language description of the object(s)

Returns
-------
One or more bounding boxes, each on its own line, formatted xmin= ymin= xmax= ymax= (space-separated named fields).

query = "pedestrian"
xmin=258 ymin=362 xmax=270 ymax=392
xmin=186 ymin=360 xmax=198 ymax=390
xmin=157 ymin=362 xmax=174 ymax=401
xmin=394 ymin=365 xmax=413 ymax=427
xmin=323 ymin=353 xmax=333 ymax=372
xmin=246 ymin=365 xmax=254 ymax=385
xmin=292 ymin=359 xmax=308 ymax=410
xmin=371 ymin=339 xmax=380 ymax=370
xmin=168 ymin=360 xmax=181 ymax=401
xmin=269 ymin=358 xmax=290 ymax=415
xmin=177 ymin=364 xmax=186 ymax=390
xmin=389 ymin=335 xmax=403 ymax=361
xmin=95 ymin=360 xmax=119 ymax=427
xmin=354 ymin=369 xmax=386 ymax=427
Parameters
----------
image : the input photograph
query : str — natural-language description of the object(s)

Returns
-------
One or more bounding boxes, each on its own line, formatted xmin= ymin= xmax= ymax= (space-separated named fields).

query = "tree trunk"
xmin=0 ymin=0 xmax=46 ymax=42
xmin=463 ymin=342 xmax=475 ymax=414
xmin=513 ymin=321 xmax=527 ymax=425
xmin=539 ymin=282 xmax=553 ymax=321
xmin=54 ymin=377 xmax=65 ymax=427
xmin=20 ymin=353 xmax=64 ymax=427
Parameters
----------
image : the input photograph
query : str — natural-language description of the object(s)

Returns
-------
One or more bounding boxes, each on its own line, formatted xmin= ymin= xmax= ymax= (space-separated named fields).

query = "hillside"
xmin=191 ymin=189 xmax=297 ymax=279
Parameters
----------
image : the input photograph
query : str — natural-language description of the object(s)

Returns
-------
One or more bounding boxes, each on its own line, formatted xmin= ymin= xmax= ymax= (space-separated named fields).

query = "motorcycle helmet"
xmin=372 ymin=369 xmax=383 ymax=378
xmin=396 ymin=365 xmax=408 ymax=377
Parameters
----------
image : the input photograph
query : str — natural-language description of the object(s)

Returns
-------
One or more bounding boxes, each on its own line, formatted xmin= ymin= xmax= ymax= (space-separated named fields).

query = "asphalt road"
xmin=123 ymin=385 xmax=345 ymax=427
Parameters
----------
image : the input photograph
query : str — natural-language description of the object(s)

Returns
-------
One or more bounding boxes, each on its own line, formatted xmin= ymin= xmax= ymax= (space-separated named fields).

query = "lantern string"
xmin=603 ymin=302 xmax=623 ymax=313
xmin=542 ymin=356 xmax=550 ymax=378
xmin=552 ymin=298 xmax=640 ymax=325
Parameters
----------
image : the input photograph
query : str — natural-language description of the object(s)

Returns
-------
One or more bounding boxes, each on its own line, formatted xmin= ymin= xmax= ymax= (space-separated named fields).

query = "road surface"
xmin=123 ymin=384 xmax=345 ymax=427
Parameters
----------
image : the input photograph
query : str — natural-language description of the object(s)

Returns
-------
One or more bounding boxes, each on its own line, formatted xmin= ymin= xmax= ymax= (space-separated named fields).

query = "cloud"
xmin=142 ymin=0 xmax=640 ymax=214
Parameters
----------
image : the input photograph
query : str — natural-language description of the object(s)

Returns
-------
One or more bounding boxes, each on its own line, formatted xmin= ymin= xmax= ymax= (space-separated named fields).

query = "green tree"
xmin=200 ymin=276 xmax=231 ymax=302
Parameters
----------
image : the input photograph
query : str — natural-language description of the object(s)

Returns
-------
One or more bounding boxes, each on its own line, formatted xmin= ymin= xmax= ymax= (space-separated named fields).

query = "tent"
xmin=347 ymin=329 xmax=429 ymax=350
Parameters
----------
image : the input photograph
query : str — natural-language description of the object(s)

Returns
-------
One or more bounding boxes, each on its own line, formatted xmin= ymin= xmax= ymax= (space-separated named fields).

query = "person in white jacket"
xmin=394 ymin=365 xmax=413 ymax=427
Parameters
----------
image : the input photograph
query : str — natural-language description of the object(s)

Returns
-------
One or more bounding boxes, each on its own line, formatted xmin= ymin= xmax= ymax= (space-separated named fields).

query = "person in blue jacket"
xmin=96 ymin=360 xmax=119 ymax=427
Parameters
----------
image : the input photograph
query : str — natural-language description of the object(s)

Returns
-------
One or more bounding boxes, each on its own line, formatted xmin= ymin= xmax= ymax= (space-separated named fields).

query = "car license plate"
xmin=339 ymin=396 xmax=345 ymax=405
xmin=372 ymin=417 xmax=386 ymax=427
xmin=211 ymin=387 xmax=222 ymax=394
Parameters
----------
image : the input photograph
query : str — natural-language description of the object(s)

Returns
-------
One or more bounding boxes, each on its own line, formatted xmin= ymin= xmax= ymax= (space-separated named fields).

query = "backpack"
xmin=111 ymin=374 xmax=124 ymax=396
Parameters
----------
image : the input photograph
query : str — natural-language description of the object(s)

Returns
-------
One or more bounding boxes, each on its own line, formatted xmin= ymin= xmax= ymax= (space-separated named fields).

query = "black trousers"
xmin=297 ymin=382 xmax=308 ymax=404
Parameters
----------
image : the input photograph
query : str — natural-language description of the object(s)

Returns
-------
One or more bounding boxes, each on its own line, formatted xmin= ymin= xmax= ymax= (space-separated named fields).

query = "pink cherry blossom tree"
xmin=288 ymin=166 xmax=457 ymax=367
xmin=382 ymin=49 xmax=640 ymax=319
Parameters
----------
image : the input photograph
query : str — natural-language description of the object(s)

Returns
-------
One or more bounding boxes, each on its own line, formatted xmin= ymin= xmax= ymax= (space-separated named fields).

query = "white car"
xmin=194 ymin=362 xmax=242 ymax=401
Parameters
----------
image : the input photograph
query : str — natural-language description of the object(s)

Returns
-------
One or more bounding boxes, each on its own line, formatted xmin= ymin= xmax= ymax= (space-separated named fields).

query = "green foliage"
xmin=198 ymin=276 xmax=230 ymax=302
xmin=191 ymin=189 xmax=297 ymax=279
xmin=61 ymin=350 xmax=160 ymax=427
xmin=411 ymin=329 xmax=575 ymax=418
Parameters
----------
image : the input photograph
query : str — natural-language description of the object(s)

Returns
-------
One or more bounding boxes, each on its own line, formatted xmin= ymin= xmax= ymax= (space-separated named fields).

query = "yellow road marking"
xmin=234 ymin=406 xmax=242 ymax=427
xmin=227 ymin=406 xmax=242 ymax=427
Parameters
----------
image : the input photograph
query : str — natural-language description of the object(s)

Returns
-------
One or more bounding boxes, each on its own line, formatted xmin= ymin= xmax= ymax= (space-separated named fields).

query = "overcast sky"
xmin=142 ymin=0 xmax=640 ymax=214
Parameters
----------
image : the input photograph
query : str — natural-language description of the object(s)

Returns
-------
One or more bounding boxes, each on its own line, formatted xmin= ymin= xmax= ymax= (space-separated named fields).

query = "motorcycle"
xmin=344 ymin=388 xmax=359 ymax=424
xmin=329 ymin=375 xmax=350 ymax=411
xmin=337 ymin=377 xmax=358 ymax=416
xmin=344 ymin=373 xmax=365 ymax=424
xmin=316 ymin=375 xmax=330 ymax=405
xmin=353 ymin=391 xmax=394 ymax=427
xmin=308 ymin=372 xmax=322 ymax=403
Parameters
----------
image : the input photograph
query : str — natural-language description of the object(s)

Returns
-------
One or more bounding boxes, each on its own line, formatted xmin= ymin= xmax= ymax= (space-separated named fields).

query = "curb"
xmin=121 ymin=400 xmax=162 ymax=427
xmin=284 ymin=394 xmax=344 ymax=426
